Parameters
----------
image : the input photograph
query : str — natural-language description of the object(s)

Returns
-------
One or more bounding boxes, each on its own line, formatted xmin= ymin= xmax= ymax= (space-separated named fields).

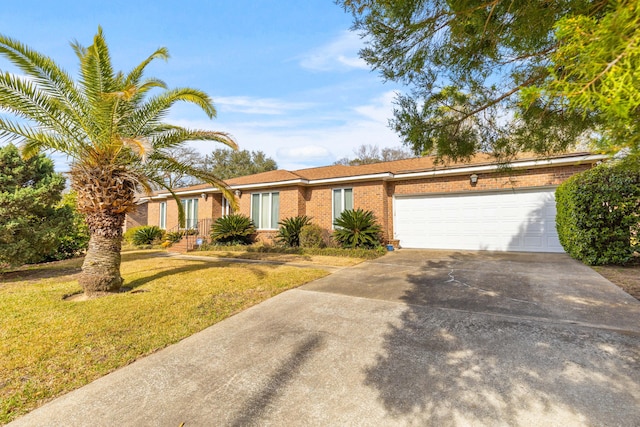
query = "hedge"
xmin=555 ymin=160 xmax=640 ymax=265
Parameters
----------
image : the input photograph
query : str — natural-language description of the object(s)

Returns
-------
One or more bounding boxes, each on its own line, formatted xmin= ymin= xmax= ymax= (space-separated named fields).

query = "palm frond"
xmin=128 ymin=88 xmax=218 ymax=135
xmin=150 ymin=128 xmax=237 ymax=151
xmin=149 ymin=153 xmax=238 ymax=210
xmin=0 ymin=72 xmax=85 ymax=143
xmin=0 ymin=34 xmax=90 ymax=135
xmin=125 ymin=47 xmax=169 ymax=87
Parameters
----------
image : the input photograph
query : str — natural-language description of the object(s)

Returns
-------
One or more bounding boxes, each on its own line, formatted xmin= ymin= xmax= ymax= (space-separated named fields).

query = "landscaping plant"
xmin=210 ymin=214 xmax=256 ymax=245
xmin=132 ymin=226 xmax=164 ymax=246
xmin=333 ymin=209 xmax=383 ymax=249
xmin=300 ymin=223 xmax=329 ymax=248
xmin=0 ymin=144 xmax=85 ymax=267
xmin=556 ymin=160 xmax=640 ymax=265
xmin=276 ymin=215 xmax=312 ymax=247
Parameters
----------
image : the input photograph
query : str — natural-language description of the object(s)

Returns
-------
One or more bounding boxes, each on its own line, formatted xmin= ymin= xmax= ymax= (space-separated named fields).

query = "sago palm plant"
xmin=0 ymin=28 xmax=238 ymax=297
xmin=333 ymin=209 xmax=382 ymax=249
xmin=276 ymin=215 xmax=312 ymax=247
xmin=210 ymin=214 xmax=256 ymax=245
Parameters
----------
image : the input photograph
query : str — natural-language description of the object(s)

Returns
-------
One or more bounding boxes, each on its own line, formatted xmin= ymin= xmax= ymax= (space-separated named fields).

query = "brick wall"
xmin=124 ymin=203 xmax=148 ymax=231
xmin=147 ymin=201 xmax=160 ymax=228
xmin=139 ymin=163 xmax=592 ymax=245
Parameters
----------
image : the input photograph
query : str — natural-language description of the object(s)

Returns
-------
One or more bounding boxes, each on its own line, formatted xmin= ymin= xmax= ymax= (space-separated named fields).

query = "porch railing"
xmin=166 ymin=218 xmax=212 ymax=251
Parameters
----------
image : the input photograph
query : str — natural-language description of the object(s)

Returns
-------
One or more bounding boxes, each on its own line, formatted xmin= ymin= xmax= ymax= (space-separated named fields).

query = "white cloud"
xmin=353 ymin=91 xmax=397 ymax=122
xmin=299 ymin=31 xmax=368 ymax=72
xmin=170 ymin=90 xmax=405 ymax=171
xmin=214 ymin=96 xmax=314 ymax=115
xmin=277 ymin=145 xmax=333 ymax=164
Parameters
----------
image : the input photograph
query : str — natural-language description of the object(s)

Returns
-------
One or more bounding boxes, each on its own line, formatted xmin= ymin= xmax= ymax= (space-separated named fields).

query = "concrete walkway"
xmin=9 ymin=250 xmax=640 ymax=426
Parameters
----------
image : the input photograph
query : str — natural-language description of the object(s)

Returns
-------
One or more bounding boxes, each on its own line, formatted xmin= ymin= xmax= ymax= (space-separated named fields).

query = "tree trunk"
xmin=79 ymin=211 xmax=125 ymax=297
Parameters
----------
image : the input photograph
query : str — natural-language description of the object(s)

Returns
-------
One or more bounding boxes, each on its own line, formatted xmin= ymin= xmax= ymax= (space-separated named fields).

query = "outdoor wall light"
xmin=200 ymin=193 xmax=208 ymax=201
xmin=470 ymin=174 xmax=479 ymax=185
xmin=234 ymin=189 xmax=242 ymax=197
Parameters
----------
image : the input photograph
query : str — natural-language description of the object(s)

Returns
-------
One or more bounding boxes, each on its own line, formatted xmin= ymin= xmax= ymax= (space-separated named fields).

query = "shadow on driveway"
xmin=359 ymin=251 xmax=640 ymax=425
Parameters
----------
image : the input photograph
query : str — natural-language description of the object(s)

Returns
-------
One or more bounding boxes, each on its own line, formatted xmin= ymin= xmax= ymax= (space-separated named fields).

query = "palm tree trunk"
xmin=79 ymin=211 xmax=125 ymax=297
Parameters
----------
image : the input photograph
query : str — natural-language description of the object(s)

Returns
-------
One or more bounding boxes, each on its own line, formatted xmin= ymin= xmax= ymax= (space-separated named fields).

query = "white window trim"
xmin=332 ymin=187 xmax=353 ymax=229
xmin=250 ymin=192 xmax=279 ymax=230
xmin=181 ymin=198 xmax=199 ymax=229
xmin=159 ymin=201 xmax=167 ymax=229
xmin=222 ymin=196 xmax=231 ymax=216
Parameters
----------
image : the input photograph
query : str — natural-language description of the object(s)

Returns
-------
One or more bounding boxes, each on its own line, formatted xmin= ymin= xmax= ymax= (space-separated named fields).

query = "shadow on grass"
xmin=125 ymin=258 xmax=270 ymax=290
xmin=0 ymin=262 xmax=82 ymax=284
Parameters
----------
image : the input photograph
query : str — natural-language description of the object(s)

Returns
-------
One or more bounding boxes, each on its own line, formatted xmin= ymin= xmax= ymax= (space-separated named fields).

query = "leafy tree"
xmin=51 ymin=191 xmax=90 ymax=262
xmin=161 ymin=146 xmax=205 ymax=188
xmin=0 ymin=28 xmax=237 ymax=296
xmin=339 ymin=0 xmax=638 ymax=161
xmin=0 ymin=144 xmax=78 ymax=267
xmin=334 ymin=144 xmax=413 ymax=165
xmin=202 ymin=148 xmax=277 ymax=179
xmin=524 ymin=0 xmax=640 ymax=156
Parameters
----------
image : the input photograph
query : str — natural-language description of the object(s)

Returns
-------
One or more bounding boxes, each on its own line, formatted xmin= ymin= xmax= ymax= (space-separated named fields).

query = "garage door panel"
xmin=394 ymin=189 xmax=563 ymax=253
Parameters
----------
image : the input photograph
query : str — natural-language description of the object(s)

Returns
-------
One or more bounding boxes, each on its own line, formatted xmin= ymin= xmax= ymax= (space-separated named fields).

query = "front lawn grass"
xmin=0 ymin=250 xmax=330 ymax=424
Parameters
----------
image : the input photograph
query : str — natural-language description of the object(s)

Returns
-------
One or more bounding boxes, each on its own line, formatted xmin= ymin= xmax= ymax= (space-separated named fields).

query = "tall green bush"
xmin=46 ymin=192 xmax=90 ymax=261
xmin=555 ymin=160 xmax=640 ymax=265
xmin=333 ymin=209 xmax=383 ymax=249
xmin=276 ymin=216 xmax=312 ymax=247
xmin=0 ymin=144 xmax=83 ymax=267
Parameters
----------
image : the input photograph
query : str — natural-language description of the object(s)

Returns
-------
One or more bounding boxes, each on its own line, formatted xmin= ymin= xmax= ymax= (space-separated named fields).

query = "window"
xmin=222 ymin=196 xmax=233 ymax=216
xmin=251 ymin=192 xmax=279 ymax=229
xmin=181 ymin=198 xmax=199 ymax=229
xmin=332 ymin=188 xmax=353 ymax=227
xmin=159 ymin=202 xmax=167 ymax=229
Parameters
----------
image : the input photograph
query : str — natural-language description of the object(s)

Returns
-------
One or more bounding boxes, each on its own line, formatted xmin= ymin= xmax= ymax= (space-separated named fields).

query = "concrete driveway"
xmin=10 ymin=250 xmax=640 ymax=426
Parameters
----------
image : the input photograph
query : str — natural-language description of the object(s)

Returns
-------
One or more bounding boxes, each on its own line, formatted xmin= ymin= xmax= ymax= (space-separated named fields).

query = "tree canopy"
xmin=202 ymin=148 xmax=277 ymax=179
xmin=0 ymin=144 xmax=86 ymax=267
xmin=340 ymin=0 xmax=639 ymax=162
xmin=334 ymin=144 xmax=414 ymax=165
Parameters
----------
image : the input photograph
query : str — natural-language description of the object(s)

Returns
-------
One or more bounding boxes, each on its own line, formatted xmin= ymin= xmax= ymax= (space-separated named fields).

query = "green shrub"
xmin=556 ymin=160 xmax=640 ymax=265
xmin=196 ymin=242 xmax=386 ymax=259
xmin=132 ymin=226 xmax=164 ymax=246
xmin=165 ymin=231 xmax=184 ymax=243
xmin=123 ymin=226 xmax=142 ymax=244
xmin=47 ymin=192 xmax=90 ymax=261
xmin=276 ymin=216 xmax=312 ymax=247
xmin=300 ymin=224 xmax=329 ymax=248
xmin=210 ymin=214 xmax=256 ymax=245
xmin=333 ymin=209 xmax=383 ymax=249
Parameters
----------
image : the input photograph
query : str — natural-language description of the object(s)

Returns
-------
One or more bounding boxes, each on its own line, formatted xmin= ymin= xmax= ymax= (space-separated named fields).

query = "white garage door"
xmin=394 ymin=189 xmax=563 ymax=252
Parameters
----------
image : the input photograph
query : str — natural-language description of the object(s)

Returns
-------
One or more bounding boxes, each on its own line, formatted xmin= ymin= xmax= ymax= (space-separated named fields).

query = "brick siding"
xmin=138 ymin=163 xmax=593 ymax=245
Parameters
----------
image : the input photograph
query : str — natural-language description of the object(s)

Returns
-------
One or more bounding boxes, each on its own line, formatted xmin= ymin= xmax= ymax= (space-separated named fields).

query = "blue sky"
xmin=1 ymin=0 xmax=404 ymax=171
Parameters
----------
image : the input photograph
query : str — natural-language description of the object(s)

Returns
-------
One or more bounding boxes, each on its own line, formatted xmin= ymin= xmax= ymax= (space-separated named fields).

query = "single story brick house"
xmin=134 ymin=151 xmax=604 ymax=253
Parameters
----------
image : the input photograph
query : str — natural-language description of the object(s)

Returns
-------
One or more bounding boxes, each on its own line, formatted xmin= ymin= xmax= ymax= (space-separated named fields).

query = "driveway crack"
xmin=446 ymin=269 xmax=538 ymax=306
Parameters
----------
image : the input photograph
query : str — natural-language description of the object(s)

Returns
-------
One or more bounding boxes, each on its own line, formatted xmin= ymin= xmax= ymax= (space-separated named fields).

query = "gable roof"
xmin=147 ymin=151 xmax=605 ymax=198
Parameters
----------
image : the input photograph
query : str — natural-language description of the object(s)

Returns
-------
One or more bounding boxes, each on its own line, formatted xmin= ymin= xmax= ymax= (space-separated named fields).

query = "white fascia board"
xmin=230 ymin=179 xmax=308 ymax=190
xmin=391 ymin=154 xmax=607 ymax=181
xmin=308 ymin=173 xmax=394 ymax=185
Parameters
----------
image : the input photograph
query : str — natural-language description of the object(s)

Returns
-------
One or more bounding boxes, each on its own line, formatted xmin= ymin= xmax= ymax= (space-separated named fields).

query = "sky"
xmin=0 ymin=0 xmax=405 ymax=172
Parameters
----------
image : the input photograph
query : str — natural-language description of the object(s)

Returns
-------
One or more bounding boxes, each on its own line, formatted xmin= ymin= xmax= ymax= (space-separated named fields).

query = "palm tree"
xmin=0 ymin=28 xmax=238 ymax=297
